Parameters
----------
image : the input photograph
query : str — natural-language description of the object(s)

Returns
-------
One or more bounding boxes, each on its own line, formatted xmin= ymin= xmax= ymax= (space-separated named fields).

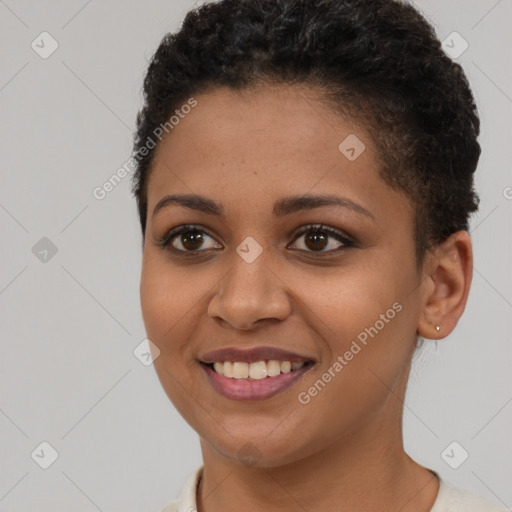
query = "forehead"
xmin=146 ymin=84 xmax=410 ymax=225
xmin=152 ymin=84 xmax=375 ymax=171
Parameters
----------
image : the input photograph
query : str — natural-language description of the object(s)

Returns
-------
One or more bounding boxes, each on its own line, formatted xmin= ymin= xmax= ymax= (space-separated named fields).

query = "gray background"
xmin=0 ymin=0 xmax=511 ymax=510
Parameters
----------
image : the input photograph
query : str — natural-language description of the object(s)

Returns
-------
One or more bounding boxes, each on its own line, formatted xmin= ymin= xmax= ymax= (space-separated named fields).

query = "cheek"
xmin=140 ymin=261 xmax=169 ymax=340
xmin=297 ymin=260 xmax=416 ymax=401
xmin=140 ymin=255 xmax=207 ymax=419
xmin=298 ymin=260 xmax=406 ymax=346
xmin=139 ymin=253 xmax=193 ymax=361
xmin=139 ymin=252 xmax=221 ymax=370
xmin=140 ymin=252 xmax=197 ymax=334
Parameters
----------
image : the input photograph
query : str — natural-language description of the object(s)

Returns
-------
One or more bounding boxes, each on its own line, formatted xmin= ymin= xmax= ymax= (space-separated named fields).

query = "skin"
xmin=139 ymin=84 xmax=473 ymax=512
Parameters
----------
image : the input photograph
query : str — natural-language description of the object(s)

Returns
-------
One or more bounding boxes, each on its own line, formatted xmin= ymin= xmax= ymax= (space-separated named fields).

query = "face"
xmin=140 ymin=84 xmax=427 ymax=468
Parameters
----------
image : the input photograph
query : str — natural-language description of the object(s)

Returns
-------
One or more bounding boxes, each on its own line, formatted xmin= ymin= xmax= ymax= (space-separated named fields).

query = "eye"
xmin=288 ymin=224 xmax=354 ymax=254
xmin=157 ymin=223 xmax=355 ymax=257
xmin=157 ymin=224 xmax=221 ymax=255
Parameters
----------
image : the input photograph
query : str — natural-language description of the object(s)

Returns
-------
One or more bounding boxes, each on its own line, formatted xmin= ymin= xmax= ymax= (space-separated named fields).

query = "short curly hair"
xmin=131 ymin=0 xmax=480 ymax=264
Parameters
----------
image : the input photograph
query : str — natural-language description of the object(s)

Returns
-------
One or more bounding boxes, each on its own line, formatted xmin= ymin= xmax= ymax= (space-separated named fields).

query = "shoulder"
xmin=158 ymin=465 xmax=203 ymax=512
xmin=159 ymin=500 xmax=179 ymax=512
xmin=431 ymin=478 xmax=509 ymax=512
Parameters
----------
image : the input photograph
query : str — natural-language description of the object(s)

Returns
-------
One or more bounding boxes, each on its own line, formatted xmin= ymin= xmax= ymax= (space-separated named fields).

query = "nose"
xmin=207 ymin=249 xmax=292 ymax=331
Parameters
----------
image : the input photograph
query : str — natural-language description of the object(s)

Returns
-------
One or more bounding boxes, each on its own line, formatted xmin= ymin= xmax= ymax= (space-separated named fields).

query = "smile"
xmin=212 ymin=360 xmax=306 ymax=379
xmin=200 ymin=360 xmax=315 ymax=401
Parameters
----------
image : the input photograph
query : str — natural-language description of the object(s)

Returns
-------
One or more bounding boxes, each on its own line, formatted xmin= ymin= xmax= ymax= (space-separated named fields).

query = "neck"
xmin=197 ymin=413 xmax=439 ymax=512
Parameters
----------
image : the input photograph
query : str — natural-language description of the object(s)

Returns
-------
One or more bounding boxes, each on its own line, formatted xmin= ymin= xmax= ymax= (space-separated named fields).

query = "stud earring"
xmin=435 ymin=325 xmax=440 ymax=332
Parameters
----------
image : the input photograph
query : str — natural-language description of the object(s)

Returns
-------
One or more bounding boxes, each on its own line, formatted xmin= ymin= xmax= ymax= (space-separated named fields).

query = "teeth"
xmin=249 ymin=361 xmax=267 ymax=380
xmin=233 ymin=362 xmax=249 ymax=379
xmin=267 ymin=360 xmax=281 ymax=377
xmin=223 ymin=361 xmax=234 ymax=378
xmin=213 ymin=362 xmax=224 ymax=376
xmin=211 ymin=360 xmax=306 ymax=379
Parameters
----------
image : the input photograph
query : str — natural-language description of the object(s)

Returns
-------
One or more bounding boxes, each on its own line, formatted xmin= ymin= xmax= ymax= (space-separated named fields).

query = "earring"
xmin=435 ymin=325 xmax=440 ymax=332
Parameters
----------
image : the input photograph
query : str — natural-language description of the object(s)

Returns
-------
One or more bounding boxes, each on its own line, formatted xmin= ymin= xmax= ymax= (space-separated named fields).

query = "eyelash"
xmin=156 ymin=223 xmax=356 ymax=257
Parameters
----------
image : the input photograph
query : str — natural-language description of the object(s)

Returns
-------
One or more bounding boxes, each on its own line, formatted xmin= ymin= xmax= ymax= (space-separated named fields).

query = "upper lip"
xmin=199 ymin=346 xmax=315 ymax=364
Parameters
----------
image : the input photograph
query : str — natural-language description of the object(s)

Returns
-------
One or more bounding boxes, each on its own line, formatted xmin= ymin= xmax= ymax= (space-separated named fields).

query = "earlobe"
xmin=417 ymin=231 xmax=473 ymax=340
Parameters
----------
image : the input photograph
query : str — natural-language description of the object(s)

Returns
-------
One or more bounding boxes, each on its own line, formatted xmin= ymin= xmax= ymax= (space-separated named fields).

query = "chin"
xmin=200 ymin=427 xmax=315 ymax=469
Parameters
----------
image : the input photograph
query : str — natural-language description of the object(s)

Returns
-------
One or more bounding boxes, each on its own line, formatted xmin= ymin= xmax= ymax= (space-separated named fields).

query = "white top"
xmin=160 ymin=466 xmax=509 ymax=512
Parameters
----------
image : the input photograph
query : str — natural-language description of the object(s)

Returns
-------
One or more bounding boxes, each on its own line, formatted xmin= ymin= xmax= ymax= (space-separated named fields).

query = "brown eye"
xmin=289 ymin=224 xmax=354 ymax=253
xmin=158 ymin=225 xmax=222 ymax=254
xmin=177 ymin=230 xmax=207 ymax=251
xmin=303 ymin=230 xmax=329 ymax=251
xmin=157 ymin=223 xmax=354 ymax=257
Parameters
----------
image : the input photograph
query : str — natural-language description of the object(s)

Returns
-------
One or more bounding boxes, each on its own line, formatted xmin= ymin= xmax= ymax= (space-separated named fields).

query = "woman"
xmin=131 ymin=0 xmax=508 ymax=510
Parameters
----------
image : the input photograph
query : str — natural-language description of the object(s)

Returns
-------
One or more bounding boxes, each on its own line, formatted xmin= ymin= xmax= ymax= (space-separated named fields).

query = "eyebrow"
xmin=152 ymin=193 xmax=375 ymax=220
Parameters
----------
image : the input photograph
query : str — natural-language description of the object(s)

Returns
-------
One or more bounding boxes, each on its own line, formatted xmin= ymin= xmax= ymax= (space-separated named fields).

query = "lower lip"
xmin=200 ymin=362 xmax=314 ymax=401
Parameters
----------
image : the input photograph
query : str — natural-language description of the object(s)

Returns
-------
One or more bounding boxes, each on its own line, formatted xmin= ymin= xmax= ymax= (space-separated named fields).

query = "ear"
xmin=417 ymin=230 xmax=473 ymax=340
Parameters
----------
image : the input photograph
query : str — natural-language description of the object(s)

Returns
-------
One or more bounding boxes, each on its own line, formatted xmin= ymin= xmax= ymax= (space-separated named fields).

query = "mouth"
xmin=204 ymin=359 xmax=311 ymax=378
xmin=199 ymin=359 xmax=316 ymax=401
